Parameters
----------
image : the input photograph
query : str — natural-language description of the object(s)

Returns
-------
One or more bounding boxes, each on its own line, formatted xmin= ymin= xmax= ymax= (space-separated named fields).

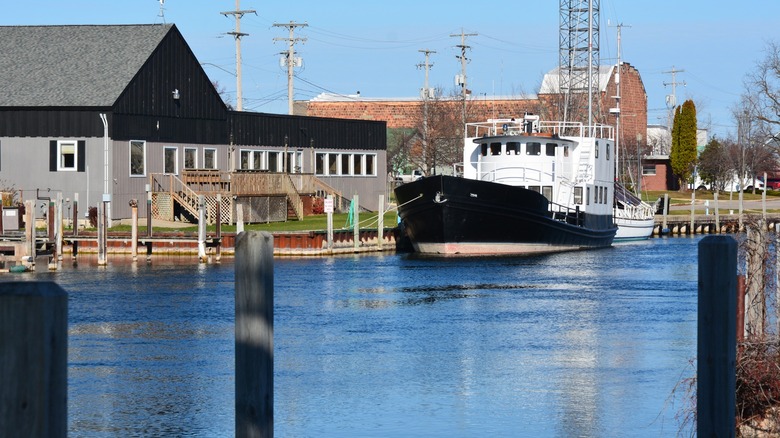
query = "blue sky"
xmin=4 ymin=0 xmax=778 ymax=138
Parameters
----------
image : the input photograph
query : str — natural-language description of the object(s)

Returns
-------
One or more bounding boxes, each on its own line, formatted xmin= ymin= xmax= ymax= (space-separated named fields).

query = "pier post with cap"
xmin=235 ymin=231 xmax=274 ymax=438
xmin=0 ymin=281 xmax=68 ymax=438
xmin=697 ymin=235 xmax=737 ymax=436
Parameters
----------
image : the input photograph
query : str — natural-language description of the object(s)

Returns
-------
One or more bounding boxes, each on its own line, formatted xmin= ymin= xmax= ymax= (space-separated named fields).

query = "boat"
xmin=613 ymin=182 xmax=657 ymax=241
xmin=394 ymin=114 xmax=618 ymax=255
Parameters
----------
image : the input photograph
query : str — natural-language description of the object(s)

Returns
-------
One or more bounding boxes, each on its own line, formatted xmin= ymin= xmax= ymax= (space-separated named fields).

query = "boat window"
xmin=480 ymin=143 xmax=488 ymax=157
xmin=528 ymin=186 xmax=540 ymax=193
xmin=490 ymin=142 xmax=502 ymax=156
xmin=506 ymin=142 xmax=520 ymax=155
xmin=595 ymin=141 xmax=599 ymax=158
xmin=586 ymin=187 xmax=590 ymax=205
xmin=606 ymin=143 xmax=611 ymax=160
xmin=574 ymin=187 xmax=583 ymax=205
xmin=526 ymin=142 xmax=541 ymax=155
xmin=542 ymin=186 xmax=553 ymax=200
xmin=563 ymin=146 xmax=569 ymax=157
xmin=545 ymin=143 xmax=556 ymax=156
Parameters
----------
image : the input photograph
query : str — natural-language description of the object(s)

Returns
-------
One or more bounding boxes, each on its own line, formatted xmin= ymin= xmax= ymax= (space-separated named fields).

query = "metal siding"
xmin=0 ymin=109 xmax=105 ymax=138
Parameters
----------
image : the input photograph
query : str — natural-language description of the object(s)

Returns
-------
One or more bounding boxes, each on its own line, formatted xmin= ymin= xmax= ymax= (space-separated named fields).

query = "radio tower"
xmin=559 ymin=0 xmax=600 ymax=127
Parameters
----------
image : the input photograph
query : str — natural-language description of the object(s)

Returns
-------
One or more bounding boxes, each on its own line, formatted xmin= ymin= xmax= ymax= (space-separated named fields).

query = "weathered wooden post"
xmin=690 ymin=191 xmax=695 ymax=235
xmin=235 ymin=231 xmax=274 ymax=438
xmin=353 ymin=194 xmax=359 ymax=250
xmin=198 ymin=195 xmax=207 ymax=263
xmin=48 ymin=199 xmax=55 ymax=242
xmin=236 ymin=204 xmax=245 ymax=234
xmin=24 ymin=200 xmax=35 ymax=266
xmin=72 ymin=193 xmax=79 ymax=236
xmin=697 ymin=235 xmax=737 ymax=437
xmin=662 ymin=193 xmax=669 ymax=232
xmin=97 ymin=201 xmax=107 ymax=266
xmin=714 ymin=191 xmax=720 ymax=233
xmin=745 ymin=223 xmax=766 ymax=338
xmin=377 ymin=195 xmax=384 ymax=251
xmin=146 ymin=187 xmax=153 ymax=238
xmin=130 ymin=199 xmax=138 ymax=261
xmin=326 ymin=195 xmax=334 ymax=252
xmin=215 ymin=194 xmax=222 ymax=262
xmin=0 ymin=282 xmax=68 ymax=438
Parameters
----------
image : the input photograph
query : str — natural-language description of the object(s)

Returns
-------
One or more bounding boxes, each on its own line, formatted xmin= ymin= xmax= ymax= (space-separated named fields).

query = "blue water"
xmin=15 ymin=236 xmax=702 ymax=437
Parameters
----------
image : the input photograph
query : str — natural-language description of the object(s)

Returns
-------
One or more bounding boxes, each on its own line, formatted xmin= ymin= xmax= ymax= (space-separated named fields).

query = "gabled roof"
xmin=0 ymin=24 xmax=173 ymax=107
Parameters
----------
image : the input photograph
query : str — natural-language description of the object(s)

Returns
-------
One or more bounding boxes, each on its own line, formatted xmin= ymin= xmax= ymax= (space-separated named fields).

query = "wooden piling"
xmin=353 ymin=195 xmax=359 ymax=250
xmin=216 ymin=194 xmax=222 ymax=262
xmin=198 ymin=195 xmax=206 ymax=263
xmin=130 ymin=199 xmax=138 ymax=261
xmin=378 ymin=195 xmax=384 ymax=251
xmin=697 ymin=235 xmax=737 ymax=437
xmin=0 ymin=282 xmax=68 ymax=438
xmin=235 ymin=231 xmax=274 ymax=438
xmin=147 ymin=190 xmax=153 ymax=238
xmin=97 ymin=202 xmax=107 ymax=266
xmin=72 ymin=193 xmax=78 ymax=237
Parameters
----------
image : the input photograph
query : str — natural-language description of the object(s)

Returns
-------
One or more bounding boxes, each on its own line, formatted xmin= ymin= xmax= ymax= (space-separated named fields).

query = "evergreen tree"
xmin=670 ymin=99 xmax=698 ymax=190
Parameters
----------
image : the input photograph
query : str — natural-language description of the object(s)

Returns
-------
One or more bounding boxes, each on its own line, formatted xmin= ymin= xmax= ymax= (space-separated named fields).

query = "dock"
xmin=654 ymin=213 xmax=780 ymax=235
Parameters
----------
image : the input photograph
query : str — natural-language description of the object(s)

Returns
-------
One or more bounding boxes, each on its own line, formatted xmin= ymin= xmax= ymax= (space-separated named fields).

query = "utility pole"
xmin=418 ymin=49 xmax=435 ymax=175
xmin=663 ymin=66 xmax=686 ymax=132
xmin=220 ymin=0 xmax=256 ymax=112
xmin=450 ymin=29 xmax=477 ymax=126
xmin=274 ymin=21 xmax=308 ymax=115
xmin=610 ymin=23 xmax=630 ymax=187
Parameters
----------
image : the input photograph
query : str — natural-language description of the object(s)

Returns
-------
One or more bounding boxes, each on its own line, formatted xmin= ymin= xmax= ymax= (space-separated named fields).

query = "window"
xmin=586 ymin=187 xmax=590 ymax=205
xmin=480 ymin=143 xmax=488 ymax=156
xmin=353 ymin=154 xmax=363 ymax=175
xmin=341 ymin=153 xmax=351 ymax=175
xmin=542 ymin=186 xmax=553 ymax=200
xmin=595 ymin=141 xmax=599 ymax=158
xmin=574 ymin=186 xmax=583 ymax=205
xmin=268 ymin=152 xmax=280 ymax=172
xmin=204 ymin=148 xmax=217 ymax=169
xmin=490 ymin=142 xmax=502 ymax=156
xmin=528 ymin=186 xmax=540 ymax=193
xmin=545 ymin=143 xmax=556 ymax=156
xmin=184 ymin=147 xmax=197 ymax=170
xmin=130 ymin=140 xmax=146 ymax=176
xmin=526 ymin=142 xmax=541 ymax=155
xmin=56 ymin=141 xmax=77 ymax=171
xmin=328 ymin=154 xmax=338 ymax=175
xmin=606 ymin=143 xmax=611 ymax=160
xmin=642 ymin=165 xmax=657 ymax=175
xmin=506 ymin=142 xmax=520 ymax=155
xmin=164 ymin=147 xmax=177 ymax=175
xmin=253 ymin=151 xmax=264 ymax=170
xmin=316 ymin=153 xmax=327 ymax=175
xmin=563 ymin=146 xmax=569 ymax=157
xmin=240 ymin=150 xmax=251 ymax=170
xmin=366 ymin=154 xmax=375 ymax=176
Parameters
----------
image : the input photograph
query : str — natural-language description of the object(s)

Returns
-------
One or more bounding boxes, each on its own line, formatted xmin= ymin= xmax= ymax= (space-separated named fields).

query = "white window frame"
xmin=184 ymin=147 xmax=198 ymax=170
xmin=57 ymin=140 xmax=78 ymax=171
xmin=163 ymin=146 xmax=178 ymax=175
xmin=204 ymin=148 xmax=217 ymax=170
xmin=130 ymin=140 xmax=146 ymax=177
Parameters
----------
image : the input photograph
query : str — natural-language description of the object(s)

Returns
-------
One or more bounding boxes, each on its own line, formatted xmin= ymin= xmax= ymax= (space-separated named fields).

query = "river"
xmin=19 ymin=235 xmax=703 ymax=437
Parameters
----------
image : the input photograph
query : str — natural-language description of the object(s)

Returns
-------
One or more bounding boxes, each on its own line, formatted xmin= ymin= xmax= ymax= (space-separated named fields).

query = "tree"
xmin=697 ymin=137 xmax=734 ymax=191
xmin=670 ymin=99 xmax=698 ymax=191
xmin=746 ymin=41 xmax=780 ymax=148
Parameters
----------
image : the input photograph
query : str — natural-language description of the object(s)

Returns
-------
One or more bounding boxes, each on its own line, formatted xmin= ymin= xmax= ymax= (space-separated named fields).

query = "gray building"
xmin=0 ymin=24 xmax=387 ymax=222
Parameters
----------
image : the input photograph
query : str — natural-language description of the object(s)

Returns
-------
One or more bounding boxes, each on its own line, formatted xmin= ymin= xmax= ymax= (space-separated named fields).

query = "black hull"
xmin=394 ymin=175 xmax=616 ymax=255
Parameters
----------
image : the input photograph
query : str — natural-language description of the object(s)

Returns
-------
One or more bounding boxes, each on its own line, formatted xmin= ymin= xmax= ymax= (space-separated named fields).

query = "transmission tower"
xmin=559 ymin=0 xmax=600 ymax=126
xmin=450 ymin=29 xmax=477 ymax=125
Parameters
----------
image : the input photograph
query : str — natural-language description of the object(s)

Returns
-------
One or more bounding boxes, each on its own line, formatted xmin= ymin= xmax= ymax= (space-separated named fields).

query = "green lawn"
xmin=107 ymin=211 xmax=400 ymax=233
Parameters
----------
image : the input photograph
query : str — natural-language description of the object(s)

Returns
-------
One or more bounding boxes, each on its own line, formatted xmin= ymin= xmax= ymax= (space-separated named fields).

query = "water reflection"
xmin=17 ymin=238 xmax=703 ymax=436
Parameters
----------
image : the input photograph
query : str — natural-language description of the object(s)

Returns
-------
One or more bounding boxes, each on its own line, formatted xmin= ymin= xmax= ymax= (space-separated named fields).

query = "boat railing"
xmin=474 ymin=164 xmax=551 ymax=184
xmin=548 ymin=201 xmax=584 ymax=227
xmin=466 ymin=119 xmax=614 ymax=140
